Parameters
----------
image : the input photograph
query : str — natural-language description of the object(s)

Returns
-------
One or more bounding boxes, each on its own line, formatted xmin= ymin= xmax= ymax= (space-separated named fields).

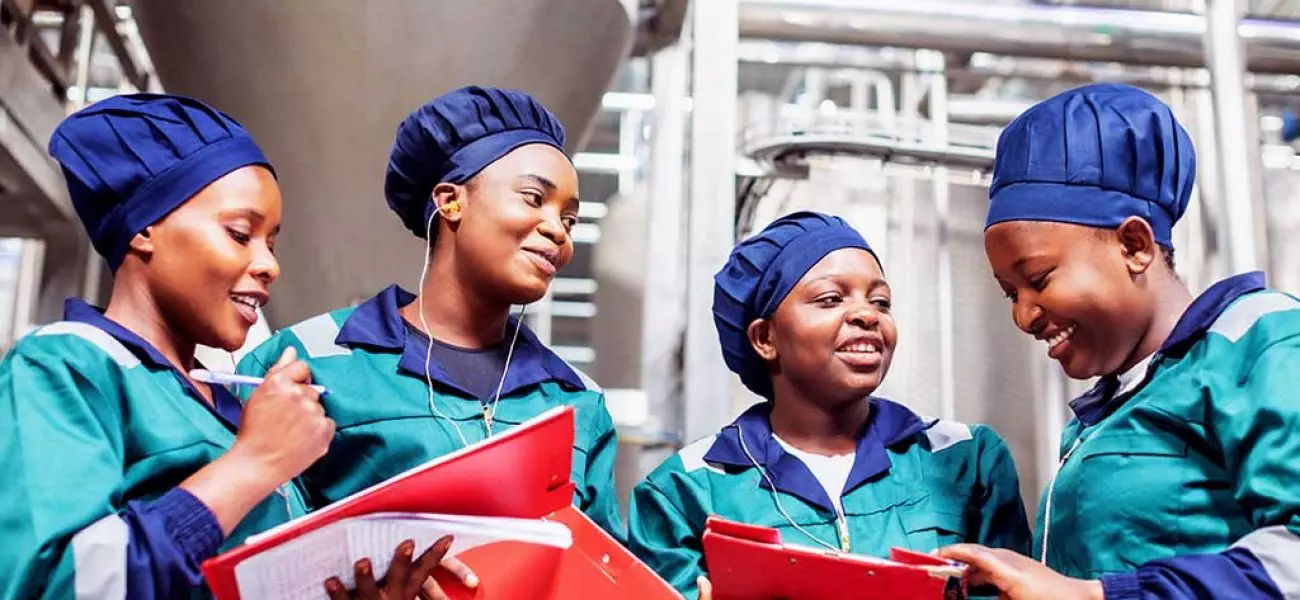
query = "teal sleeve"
xmin=627 ymin=480 xmax=705 ymax=599
xmin=971 ymin=427 xmax=1032 ymax=555
xmin=233 ymin=335 xmax=283 ymax=402
xmin=0 ymin=346 xmax=124 ymax=600
xmin=578 ymin=397 xmax=627 ymax=545
xmin=1214 ymin=336 xmax=1300 ymax=537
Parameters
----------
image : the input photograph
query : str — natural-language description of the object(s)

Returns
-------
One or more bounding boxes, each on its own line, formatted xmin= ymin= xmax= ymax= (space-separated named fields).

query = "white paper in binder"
xmin=232 ymin=512 xmax=572 ymax=600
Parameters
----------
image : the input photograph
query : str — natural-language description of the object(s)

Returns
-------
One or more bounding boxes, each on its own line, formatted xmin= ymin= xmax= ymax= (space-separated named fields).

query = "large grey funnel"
xmin=131 ymin=0 xmax=634 ymax=325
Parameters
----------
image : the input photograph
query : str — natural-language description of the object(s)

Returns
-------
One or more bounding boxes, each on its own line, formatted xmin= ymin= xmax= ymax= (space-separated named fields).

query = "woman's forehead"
xmin=799 ymin=248 xmax=885 ymax=283
xmin=986 ymin=221 xmax=1097 ymax=254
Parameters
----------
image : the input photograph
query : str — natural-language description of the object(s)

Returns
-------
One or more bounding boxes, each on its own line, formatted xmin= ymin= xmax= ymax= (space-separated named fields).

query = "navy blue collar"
xmin=1160 ymin=271 xmax=1267 ymax=352
xmin=334 ymin=285 xmax=588 ymax=398
xmin=1069 ymin=271 xmax=1267 ymax=425
xmin=703 ymin=398 xmax=928 ymax=514
xmin=62 ymin=298 xmax=243 ymax=428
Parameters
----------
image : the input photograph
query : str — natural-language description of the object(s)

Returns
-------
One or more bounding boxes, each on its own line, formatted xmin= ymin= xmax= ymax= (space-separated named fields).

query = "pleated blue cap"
xmin=987 ymin=83 xmax=1196 ymax=247
xmin=48 ymin=93 xmax=275 ymax=270
xmin=384 ymin=85 xmax=568 ymax=239
xmin=713 ymin=211 xmax=876 ymax=399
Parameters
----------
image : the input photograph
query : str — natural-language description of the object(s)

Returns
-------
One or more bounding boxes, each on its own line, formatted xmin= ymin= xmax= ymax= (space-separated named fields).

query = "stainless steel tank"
xmin=131 ymin=0 xmax=634 ymax=324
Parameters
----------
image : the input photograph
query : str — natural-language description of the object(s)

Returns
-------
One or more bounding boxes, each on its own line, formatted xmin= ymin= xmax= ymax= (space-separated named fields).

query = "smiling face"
xmin=135 ymin=165 xmax=282 ymax=351
xmin=434 ymin=143 xmax=579 ymax=305
xmin=984 ymin=218 xmax=1162 ymax=379
xmin=748 ymin=248 xmax=898 ymax=405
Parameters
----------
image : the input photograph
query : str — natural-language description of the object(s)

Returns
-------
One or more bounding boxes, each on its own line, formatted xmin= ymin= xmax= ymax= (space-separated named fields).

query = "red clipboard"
xmin=202 ymin=406 xmax=677 ymax=599
xmin=702 ymin=516 xmax=968 ymax=600
xmin=418 ymin=507 xmax=680 ymax=600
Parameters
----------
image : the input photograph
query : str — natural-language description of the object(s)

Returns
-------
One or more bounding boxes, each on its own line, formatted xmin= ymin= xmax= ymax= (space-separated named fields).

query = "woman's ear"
xmin=431 ymin=182 xmax=465 ymax=225
xmin=126 ymin=225 xmax=156 ymax=259
xmin=1116 ymin=216 xmax=1157 ymax=277
xmin=747 ymin=318 xmax=778 ymax=361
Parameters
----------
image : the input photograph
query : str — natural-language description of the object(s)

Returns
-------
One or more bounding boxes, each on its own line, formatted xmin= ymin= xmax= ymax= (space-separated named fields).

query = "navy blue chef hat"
xmin=986 ymin=83 xmax=1196 ymax=247
xmin=713 ymin=211 xmax=878 ymax=399
xmin=384 ymin=85 xmax=568 ymax=239
xmin=48 ymin=93 xmax=275 ymax=270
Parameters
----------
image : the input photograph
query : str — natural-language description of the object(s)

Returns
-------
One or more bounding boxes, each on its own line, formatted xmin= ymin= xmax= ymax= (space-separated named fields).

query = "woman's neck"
xmin=768 ymin=384 xmax=871 ymax=456
xmin=1117 ymin=275 xmax=1194 ymax=374
xmin=103 ymin=284 xmax=196 ymax=375
xmin=401 ymin=250 xmax=512 ymax=348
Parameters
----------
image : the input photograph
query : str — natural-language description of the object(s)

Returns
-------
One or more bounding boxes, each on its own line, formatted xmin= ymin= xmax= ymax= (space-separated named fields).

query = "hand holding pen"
xmin=180 ymin=346 xmax=335 ymax=535
xmin=191 ymin=367 xmax=330 ymax=396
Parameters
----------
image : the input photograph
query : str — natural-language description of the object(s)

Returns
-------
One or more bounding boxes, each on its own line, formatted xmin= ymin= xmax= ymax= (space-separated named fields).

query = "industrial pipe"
xmin=740 ymin=0 xmax=1300 ymax=74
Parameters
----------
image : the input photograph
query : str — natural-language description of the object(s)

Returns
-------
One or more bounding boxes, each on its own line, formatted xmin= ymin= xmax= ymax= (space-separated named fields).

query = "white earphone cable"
xmin=733 ymin=423 xmax=843 ymax=553
xmin=418 ymin=208 xmax=471 ymax=448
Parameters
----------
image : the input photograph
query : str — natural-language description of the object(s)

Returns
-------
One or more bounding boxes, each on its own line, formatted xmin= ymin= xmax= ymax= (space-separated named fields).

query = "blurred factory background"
xmin=3 ymin=0 xmax=1299 ymax=517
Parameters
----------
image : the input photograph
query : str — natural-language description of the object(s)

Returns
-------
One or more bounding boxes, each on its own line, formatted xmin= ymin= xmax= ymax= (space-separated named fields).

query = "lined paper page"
xmin=233 ymin=513 xmax=571 ymax=600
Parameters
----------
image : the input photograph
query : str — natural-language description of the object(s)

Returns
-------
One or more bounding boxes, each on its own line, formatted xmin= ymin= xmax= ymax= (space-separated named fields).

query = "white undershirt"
xmin=772 ymin=435 xmax=855 ymax=515
xmin=1116 ymin=353 xmax=1155 ymax=398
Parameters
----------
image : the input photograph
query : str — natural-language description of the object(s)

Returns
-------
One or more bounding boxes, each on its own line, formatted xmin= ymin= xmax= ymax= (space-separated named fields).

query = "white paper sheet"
xmin=233 ymin=513 xmax=571 ymax=600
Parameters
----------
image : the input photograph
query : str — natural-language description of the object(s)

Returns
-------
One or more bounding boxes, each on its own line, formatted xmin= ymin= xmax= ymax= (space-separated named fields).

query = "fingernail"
xmin=436 ymin=535 xmax=454 ymax=550
xmin=466 ymin=574 xmax=480 ymax=587
xmin=325 ymin=578 xmax=341 ymax=592
xmin=401 ymin=539 xmax=415 ymax=557
xmin=357 ymin=559 xmax=371 ymax=575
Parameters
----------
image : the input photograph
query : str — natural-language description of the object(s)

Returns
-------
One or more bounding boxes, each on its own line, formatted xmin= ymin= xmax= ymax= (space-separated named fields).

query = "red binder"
xmin=202 ymin=406 xmax=677 ymax=599
xmin=702 ymin=517 xmax=968 ymax=600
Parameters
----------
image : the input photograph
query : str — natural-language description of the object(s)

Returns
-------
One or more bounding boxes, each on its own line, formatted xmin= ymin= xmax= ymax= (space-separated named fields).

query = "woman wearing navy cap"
xmin=237 ymin=86 xmax=624 ymax=575
xmin=627 ymin=211 xmax=1031 ymax=599
xmin=0 ymin=94 xmax=450 ymax=600
xmin=939 ymin=84 xmax=1300 ymax=599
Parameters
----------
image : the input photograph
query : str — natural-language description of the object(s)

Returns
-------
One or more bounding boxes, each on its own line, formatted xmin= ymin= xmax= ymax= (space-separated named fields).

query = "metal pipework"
xmin=735 ymin=40 xmax=1300 ymax=97
xmin=739 ymin=0 xmax=1300 ymax=74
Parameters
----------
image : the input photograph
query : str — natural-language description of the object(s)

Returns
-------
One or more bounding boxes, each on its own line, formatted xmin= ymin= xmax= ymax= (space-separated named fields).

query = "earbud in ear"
xmin=441 ymin=201 xmax=461 ymax=216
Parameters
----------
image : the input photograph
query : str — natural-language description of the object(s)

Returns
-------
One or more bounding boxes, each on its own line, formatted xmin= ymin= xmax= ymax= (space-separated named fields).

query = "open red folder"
xmin=202 ymin=406 xmax=677 ymax=600
xmin=702 ymin=517 xmax=968 ymax=600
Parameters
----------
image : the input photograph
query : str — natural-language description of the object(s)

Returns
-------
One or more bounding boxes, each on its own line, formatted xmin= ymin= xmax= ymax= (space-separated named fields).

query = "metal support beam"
xmin=2 ymin=0 xmax=35 ymax=43
xmin=889 ymin=70 xmax=923 ymax=408
xmin=1204 ymin=0 xmax=1268 ymax=274
xmin=85 ymin=0 xmax=146 ymax=90
xmin=1 ymin=0 xmax=72 ymax=94
xmin=684 ymin=0 xmax=739 ymax=442
xmin=56 ymin=0 xmax=80 ymax=70
xmin=925 ymin=51 xmax=957 ymax=422
xmin=71 ymin=3 xmax=93 ymax=107
xmin=0 ymin=28 xmax=77 ymax=237
xmin=640 ymin=39 xmax=689 ymax=443
xmin=26 ymin=25 xmax=68 ymax=93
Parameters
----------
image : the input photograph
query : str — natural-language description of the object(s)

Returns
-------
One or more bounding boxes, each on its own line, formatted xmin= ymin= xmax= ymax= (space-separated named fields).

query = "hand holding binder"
xmin=702 ymin=516 xmax=969 ymax=600
xmin=322 ymin=535 xmax=455 ymax=600
xmin=203 ymin=407 xmax=677 ymax=600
